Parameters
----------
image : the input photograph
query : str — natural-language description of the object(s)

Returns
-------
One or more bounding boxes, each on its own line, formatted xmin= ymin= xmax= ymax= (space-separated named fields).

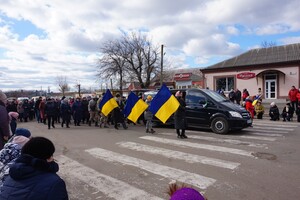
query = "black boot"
xmin=122 ymin=122 xmax=128 ymax=129
xmin=181 ymin=130 xmax=187 ymax=138
xmin=176 ymin=129 xmax=181 ymax=138
xmin=88 ymin=121 xmax=91 ymax=126
xmin=95 ymin=122 xmax=99 ymax=127
xmin=150 ymin=129 xmax=155 ymax=134
xmin=146 ymin=129 xmax=149 ymax=133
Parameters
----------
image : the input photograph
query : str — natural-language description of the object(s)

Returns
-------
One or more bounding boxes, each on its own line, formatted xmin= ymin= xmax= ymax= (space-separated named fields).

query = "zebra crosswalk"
xmin=56 ymin=120 xmax=298 ymax=200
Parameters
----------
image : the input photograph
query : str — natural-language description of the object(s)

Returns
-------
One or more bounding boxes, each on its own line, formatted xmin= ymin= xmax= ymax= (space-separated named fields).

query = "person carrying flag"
xmin=113 ymin=94 xmax=127 ymax=130
xmin=174 ymin=91 xmax=187 ymax=139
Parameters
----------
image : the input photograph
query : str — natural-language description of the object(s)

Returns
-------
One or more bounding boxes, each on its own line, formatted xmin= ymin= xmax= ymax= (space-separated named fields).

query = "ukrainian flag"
xmin=98 ymin=89 xmax=118 ymax=116
xmin=123 ymin=92 xmax=148 ymax=123
xmin=149 ymin=84 xmax=180 ymax=123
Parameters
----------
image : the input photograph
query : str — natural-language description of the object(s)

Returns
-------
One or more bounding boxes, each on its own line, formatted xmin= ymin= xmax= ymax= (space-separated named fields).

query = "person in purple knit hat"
xmin=168 ymin=181 xmax=207 ymax=200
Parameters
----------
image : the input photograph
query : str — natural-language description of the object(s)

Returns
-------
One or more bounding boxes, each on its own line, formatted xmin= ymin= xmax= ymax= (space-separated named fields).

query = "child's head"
xmin=167 ymin=181 xmax=206 ymax=200
xmin=15 ymin=128 xmax=31 ymax=138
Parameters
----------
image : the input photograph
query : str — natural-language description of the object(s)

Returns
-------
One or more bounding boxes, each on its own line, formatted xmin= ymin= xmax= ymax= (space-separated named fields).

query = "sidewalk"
xmin=260 ymin=100 xmax=298 ymax=121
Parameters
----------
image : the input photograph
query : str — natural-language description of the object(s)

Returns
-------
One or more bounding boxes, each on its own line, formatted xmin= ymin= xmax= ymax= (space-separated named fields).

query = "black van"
xmin=145 ymin=88 xmax=252 ymax=134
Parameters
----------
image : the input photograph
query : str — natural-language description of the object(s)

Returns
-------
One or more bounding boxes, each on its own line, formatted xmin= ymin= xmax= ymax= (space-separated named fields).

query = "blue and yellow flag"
xmin=98 ymin=89 xmax=118 ymax=116
xmin=149 ymin=84 xmax=180 ymax=123
xmin=123 ymin=92 xmax=148 ymax=123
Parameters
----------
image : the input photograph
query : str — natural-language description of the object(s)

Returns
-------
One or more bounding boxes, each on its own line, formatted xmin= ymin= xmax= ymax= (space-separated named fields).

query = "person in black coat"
xmin=0 ymin=137 xmax=68 ymax=200
xmin=235 ymin=88 xmax=242 ymax=105
xmin=113 ymin=94 xmax=127 ymax=130
xmin=174 ymin=91 xmax=187 ymax=139
xmin=269 ymin=102 xmax=280 ymax=121
xmin=72 ymin=97 xmax=83 ymax=126
xmin=281 ymin=103 xmax=294 ymax=121
xmin=60 ymin=98 xmax=71 ymax=128
xmin=44 ymin=98 xmax=56 ymax=129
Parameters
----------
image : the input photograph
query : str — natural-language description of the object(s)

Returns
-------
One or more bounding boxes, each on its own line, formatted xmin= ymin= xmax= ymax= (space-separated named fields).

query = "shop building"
xmin=200 ymin=43 xmax=300 ymax=102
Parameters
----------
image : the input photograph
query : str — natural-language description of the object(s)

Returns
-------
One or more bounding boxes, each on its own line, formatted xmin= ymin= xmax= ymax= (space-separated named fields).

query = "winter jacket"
xmin=269 ymin=105 xmax=280 ymax=120
xmin=45 ymin=101 xmax=56 ymax=116
xmin=255 ymin=104 xmax=264 ymax=114
xmin=144 ymin=100 xmax=153 ymax=121
xmin=0 ymin=104 xmax=10 ymax=150
xmin=174 ymin=97 xmax=187 ymax=129
xmin=245 ymin=99 xmax=255 ymax=118
xmin=0 ymin=154 xmax=68 ymax=200
xmin=0 ymin=143 xmax=22 ymax=186
xmin=288 ymin=88 xmax=298 ymax=102
xmin=296 ymin=92 xmax=300 ymax=102
xmin=60 ymin=101 xmax=72 ymax=121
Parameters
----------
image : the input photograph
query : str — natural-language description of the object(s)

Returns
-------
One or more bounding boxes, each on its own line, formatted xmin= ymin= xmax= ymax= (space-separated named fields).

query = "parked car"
xmin=146 ymin=88 xmax=252 ymax=134
xmin=17 ymin=97 xmax=29 ymax=103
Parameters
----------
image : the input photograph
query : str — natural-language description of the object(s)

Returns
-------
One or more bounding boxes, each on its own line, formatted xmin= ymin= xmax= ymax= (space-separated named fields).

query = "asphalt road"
xmin=17 ymin=118 xmax=300 ymax=200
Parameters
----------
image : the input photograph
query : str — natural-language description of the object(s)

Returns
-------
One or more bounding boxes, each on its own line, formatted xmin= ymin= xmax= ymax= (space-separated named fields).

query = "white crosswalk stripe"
xmin=239 ymin=135 xmax=277 ymax=141
xmin=243 ymin=132 xmax=284 ymax=137
xmin=140 ymin=136 xmax=254 ymax=157
xmin=85 ymin=147 xmax=216 ymax=190
xmin=252 ymin=122 xmax=298 ymax=128
xmin=251 ymin=126 xmax=294 ymax=131
xmin=245 ymin=129 xmax=288 ymax=134
xmin=58 ymin=155 xmax=164 ymax=200
xmin=117 ymin=141 xmax=240 ymax=170
xmin=159 ymin=132 xmax=266 ymax=148
xmin=56 ymin=121 xmax=299 ymax=199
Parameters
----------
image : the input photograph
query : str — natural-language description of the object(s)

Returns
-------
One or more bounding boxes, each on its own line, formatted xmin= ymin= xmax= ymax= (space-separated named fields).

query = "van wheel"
xmin=211 ymin=117 xmax=229 ymax=134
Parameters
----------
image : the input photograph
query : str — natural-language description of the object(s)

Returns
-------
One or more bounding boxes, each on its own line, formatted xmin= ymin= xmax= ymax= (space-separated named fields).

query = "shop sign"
xmin=236 ymin=72 xmax=256 ymax=80
xmin=174 ymin=73 xmax=191 ymax=79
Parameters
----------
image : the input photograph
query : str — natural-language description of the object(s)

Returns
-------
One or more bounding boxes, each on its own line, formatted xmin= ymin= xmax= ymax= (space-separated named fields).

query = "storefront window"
xmin=216 ymin=77 xmax=234 ymax=91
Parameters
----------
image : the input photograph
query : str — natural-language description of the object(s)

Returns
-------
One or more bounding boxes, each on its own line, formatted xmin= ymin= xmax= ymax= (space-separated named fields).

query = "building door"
xmin=265 ymin=74 xmax=277 ymax=99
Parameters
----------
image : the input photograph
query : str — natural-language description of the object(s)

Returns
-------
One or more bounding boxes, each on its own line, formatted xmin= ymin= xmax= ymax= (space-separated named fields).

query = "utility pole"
xmin=160 ymin=44 xmax=164 ymax=87
xmin=77 ymin=84 xmax=81 ymax=97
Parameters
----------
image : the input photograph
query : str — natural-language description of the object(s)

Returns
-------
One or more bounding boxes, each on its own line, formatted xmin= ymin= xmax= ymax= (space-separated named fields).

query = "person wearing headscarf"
xmin=0 ymin=128 xmax=31 ymax=186
xmin=0 ymin=137 xmax=68 ymax=200
xmin=174 ymin=91 xmax=187 ymax=139
xmin=269 ymin=102 xmax=280 ymax=121
xmin=0 ymin=90 xmax=10 ymax=150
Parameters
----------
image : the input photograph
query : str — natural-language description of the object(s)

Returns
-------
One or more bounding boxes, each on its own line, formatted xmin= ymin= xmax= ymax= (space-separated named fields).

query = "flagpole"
xmin=160 ymin=44 xmax=164 ymax=87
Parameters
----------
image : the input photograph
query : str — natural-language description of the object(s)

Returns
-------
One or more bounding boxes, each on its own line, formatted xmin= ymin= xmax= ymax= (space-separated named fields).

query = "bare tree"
xmin=97 ymin=32 xmax=161 ymax=90
xmin=97 ymin=40 xmax=126 ymax=92
xmin=120 ymin=32 xmax=160 ymax=88
xmin=56 ymin=76 xmax=70 ymax=96
xmin=261 ymin=40 xmax=277 ymax=48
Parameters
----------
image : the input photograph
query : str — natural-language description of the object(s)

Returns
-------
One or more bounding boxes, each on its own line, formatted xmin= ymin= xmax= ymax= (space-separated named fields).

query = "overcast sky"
xmin=0 ymin=0 xmax=300 ymax=92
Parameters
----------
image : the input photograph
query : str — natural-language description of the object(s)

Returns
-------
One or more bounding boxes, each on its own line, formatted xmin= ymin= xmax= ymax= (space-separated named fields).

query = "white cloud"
xmin=280 ymin=36 xmax=300 ymax=44
xmin=0 ymin=0 xmax=299 ymax=91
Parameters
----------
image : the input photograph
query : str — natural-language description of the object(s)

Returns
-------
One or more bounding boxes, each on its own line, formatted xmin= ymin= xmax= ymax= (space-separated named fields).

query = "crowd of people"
xmin=218 ymin=86 xmax=300 ymax=122
xmin=2 ymin=91 xmax=190 ymax=137
xmin=0 ymin=89 xmax=204 ymax=199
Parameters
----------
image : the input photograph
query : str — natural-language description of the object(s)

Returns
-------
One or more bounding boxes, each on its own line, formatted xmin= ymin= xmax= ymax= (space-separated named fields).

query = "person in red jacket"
xmin=296 ymin=88 xmax=300 ymax=103
xmin=245 ymin=96 xmax=255 ymax=119
xmin=288 ymin=85 xmax=298 ymax=111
